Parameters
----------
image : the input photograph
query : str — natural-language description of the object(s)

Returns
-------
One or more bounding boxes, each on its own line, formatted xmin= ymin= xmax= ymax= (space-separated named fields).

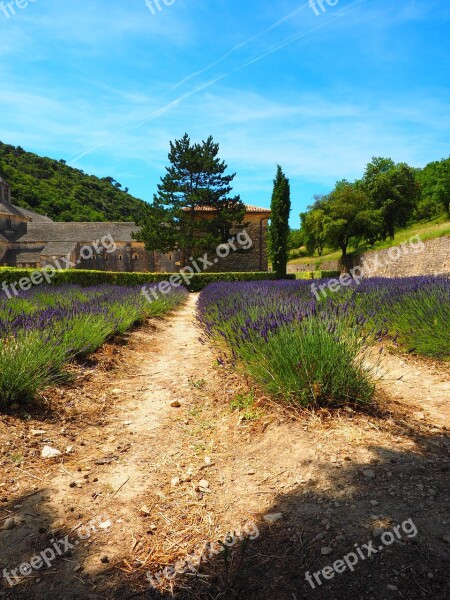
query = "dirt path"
xmin=1 ymin=295 xmax=449 ymax=600
xmin=372 ymin=351 xmax=450 ymax=425
xmin=78 ymin=293 xmax=219 ymax=505
xmin=1 ymin=295 xmax=226 ymax=598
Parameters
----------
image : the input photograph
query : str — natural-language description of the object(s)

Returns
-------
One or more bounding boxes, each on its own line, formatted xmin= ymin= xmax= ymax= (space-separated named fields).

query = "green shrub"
xmin=0 ymin=268 xmax=294 ymax=293
xmin=185 ymin=272 xmax=294 ymax=291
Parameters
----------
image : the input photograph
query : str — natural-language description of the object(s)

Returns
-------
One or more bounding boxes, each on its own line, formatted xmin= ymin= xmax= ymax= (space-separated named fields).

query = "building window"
xmin=132 ymin=253 xmax=138 ymax=261
xmin=169 ymin=254 xmax=172 ymax=261
xmin=118 ymin=254 xmax=123 ymax=261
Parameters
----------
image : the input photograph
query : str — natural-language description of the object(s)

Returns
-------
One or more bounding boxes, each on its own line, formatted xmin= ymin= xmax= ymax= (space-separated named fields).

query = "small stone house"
xmin=0 ymin=175 xmax=270 ymax=272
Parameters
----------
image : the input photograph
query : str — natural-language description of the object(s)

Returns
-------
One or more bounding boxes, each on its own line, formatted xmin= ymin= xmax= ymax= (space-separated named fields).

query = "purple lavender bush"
xmin=0 ymin=284 xmax=188 ymax=406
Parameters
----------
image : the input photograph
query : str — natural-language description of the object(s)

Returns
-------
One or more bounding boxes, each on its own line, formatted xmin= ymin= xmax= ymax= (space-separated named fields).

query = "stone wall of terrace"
xmin=355 ymin=235 xmax=450 ymax=278
xmin=288 ymin=260 xmax=339 ymax=273
xmin=288 ymin=235 xmax=450 ymax=278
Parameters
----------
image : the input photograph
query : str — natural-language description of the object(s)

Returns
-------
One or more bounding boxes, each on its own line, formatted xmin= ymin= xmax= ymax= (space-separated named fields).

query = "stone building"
xmin=0 ymin=175 xmax=270 ymax=272
xmin=187 ymin=205 xmax=271 ymax=272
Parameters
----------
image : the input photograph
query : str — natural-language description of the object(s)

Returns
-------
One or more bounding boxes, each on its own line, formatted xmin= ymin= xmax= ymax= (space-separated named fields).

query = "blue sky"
xmin=1 ymin=0 xmax=449 ymax=226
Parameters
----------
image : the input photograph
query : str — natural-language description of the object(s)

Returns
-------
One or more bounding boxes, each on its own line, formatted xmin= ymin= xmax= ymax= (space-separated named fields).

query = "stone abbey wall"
xmin=203 ymin=215 xmax=270 ymax=273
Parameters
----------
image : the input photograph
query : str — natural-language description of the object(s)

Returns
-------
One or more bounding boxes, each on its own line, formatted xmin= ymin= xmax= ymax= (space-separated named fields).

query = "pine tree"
xmin=269 ymin=166 xmax=291 ymax=277
xmin=136 ymin=134 xmax=246 ymax=263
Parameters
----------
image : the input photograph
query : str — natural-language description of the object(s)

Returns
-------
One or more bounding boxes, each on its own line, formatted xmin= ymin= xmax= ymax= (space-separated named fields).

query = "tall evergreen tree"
xmin=136 ymin=134 xmax=246 ymax=263
xmin=269 ymin=166 xmax=291 ymax=277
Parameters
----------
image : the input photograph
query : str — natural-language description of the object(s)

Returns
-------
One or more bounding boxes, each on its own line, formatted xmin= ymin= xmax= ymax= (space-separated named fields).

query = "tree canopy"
xmin=362 ymin=157 xmax=420 ymax=240
xmin=298 ymin=154 xmax=449 ymax=261
xmin=415 ymin=157 xmax=450 ymax=217
xmin=136 ymin=134 xmax=246 ymax=262
xmin=323 ymin=183 xmax=368 ymax=258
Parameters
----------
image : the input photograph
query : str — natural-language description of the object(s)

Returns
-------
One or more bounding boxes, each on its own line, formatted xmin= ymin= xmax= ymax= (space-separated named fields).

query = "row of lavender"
xmin=197 ymin=277 xmax=450 ymax=407
xmin=0 ymin=284 xmax=188 ymax=406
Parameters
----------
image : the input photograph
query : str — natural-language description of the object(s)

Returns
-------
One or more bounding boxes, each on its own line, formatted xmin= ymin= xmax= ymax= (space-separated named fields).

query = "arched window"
xmin=132 ymin=253 xmax=138 ymax=261
xmin=118 ymin=254 xmax=123 ymax=261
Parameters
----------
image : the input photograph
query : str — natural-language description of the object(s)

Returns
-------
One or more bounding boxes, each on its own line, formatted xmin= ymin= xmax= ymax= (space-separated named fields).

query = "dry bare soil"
xmin=1 ymin=294 xmax=449 ymax=600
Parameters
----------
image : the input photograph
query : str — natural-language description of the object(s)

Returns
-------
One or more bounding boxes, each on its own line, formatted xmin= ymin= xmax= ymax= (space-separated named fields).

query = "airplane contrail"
xmin=70 ymin=1 xmax=364 ymax=163
xmin=168 ymin=1 xmax=312 ymax=92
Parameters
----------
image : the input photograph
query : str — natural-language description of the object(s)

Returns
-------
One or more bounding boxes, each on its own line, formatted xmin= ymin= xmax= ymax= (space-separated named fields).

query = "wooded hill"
xmin=0 ymin=141 xmax=148 ymax=222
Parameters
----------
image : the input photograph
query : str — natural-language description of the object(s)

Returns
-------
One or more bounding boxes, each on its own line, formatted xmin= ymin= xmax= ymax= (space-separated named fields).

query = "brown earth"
xmin=0 ymin=294 xmax=449 ymax=600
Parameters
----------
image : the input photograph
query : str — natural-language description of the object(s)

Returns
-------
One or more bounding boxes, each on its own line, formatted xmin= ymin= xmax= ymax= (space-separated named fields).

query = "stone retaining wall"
xmin=288 ymin=235 xmax=450 ymax=277
xmin=355 ymin=235 xmax=450 ymax=278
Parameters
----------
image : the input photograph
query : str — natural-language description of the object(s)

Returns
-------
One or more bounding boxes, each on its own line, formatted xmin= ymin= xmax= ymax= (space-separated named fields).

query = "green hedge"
xmin=294 ymin=270 xmax=341 ymax=280
xmin=184 ymin=272 xmax=294 ymax=291
xmin=0 ymin=267 xmax=294 ymax=292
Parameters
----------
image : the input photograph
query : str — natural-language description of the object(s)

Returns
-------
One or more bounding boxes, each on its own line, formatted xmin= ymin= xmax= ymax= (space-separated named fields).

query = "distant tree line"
xmin=295 ymin=156 xmax=450 ymax=261
xmin=0 ymin=141 xmax=147 ymax=222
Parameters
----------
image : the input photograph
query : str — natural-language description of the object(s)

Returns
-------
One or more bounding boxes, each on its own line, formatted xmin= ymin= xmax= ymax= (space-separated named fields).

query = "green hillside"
xmin=0 ymin=141 xmax=148 ymax=222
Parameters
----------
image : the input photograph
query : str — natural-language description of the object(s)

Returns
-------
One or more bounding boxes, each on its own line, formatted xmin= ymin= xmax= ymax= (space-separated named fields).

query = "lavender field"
xmin=197 ymin=277 xmax=450 ymax=407
xmin=0 ymin=284 xmax=188 ymax=405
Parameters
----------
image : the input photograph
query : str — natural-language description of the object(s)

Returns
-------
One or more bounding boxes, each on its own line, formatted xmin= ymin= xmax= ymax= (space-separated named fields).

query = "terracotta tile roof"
xmin=246 ymin=205 xmax=270 ymax=213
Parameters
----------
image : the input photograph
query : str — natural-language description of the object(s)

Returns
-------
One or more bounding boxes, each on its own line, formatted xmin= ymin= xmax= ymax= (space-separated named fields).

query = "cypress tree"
xmin=269 ymin=166 xmax=291 ymax=278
